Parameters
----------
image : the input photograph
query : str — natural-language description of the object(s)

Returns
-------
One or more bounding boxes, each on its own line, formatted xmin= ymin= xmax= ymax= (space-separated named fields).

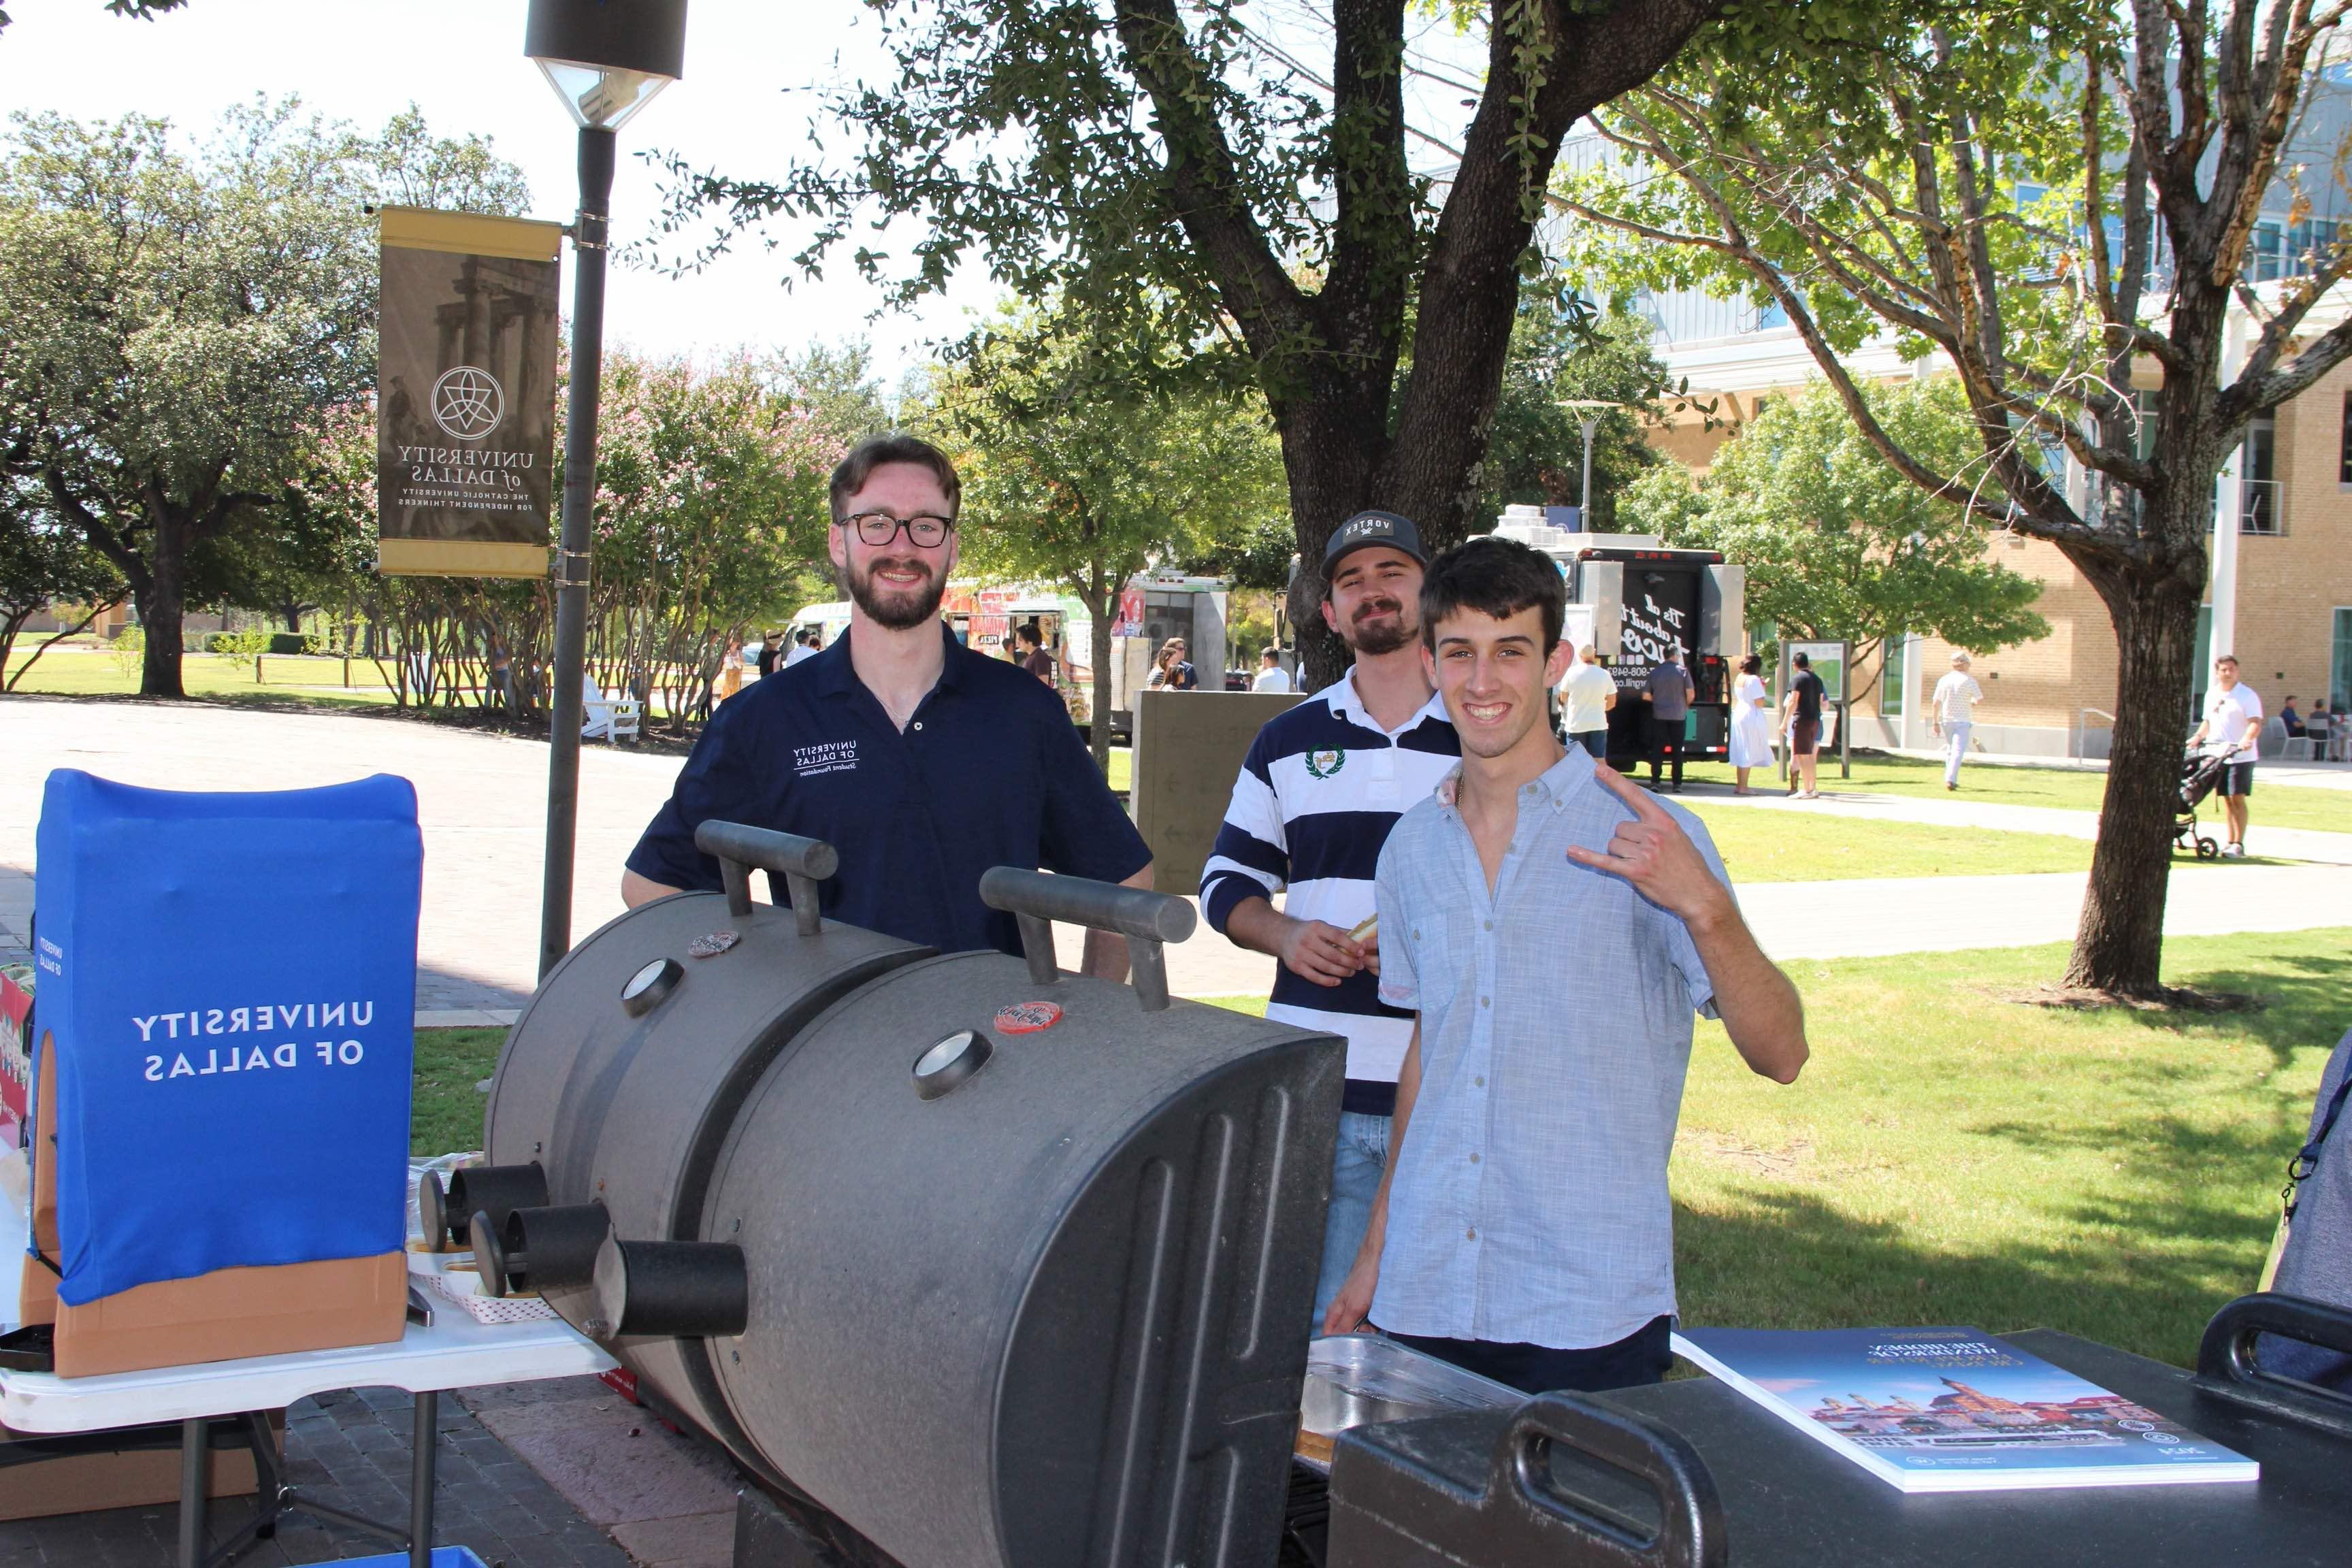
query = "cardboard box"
xmin=0 ymin=1411 xmax=280 ymax=1522
xmin=20 ymin=1024 xmax=408 ymax=1377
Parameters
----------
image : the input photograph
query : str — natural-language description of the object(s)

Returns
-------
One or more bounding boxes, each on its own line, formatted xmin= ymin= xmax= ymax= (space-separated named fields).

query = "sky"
xmin=0 ymin=0 xmax=1000 ymax=383
xmin=3 ymin=1 xmax=1495 ymax=385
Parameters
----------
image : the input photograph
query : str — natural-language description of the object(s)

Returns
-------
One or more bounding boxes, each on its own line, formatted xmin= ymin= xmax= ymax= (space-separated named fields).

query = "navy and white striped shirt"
xmin=1199 ymin=671 xmax=1459 ymax=1114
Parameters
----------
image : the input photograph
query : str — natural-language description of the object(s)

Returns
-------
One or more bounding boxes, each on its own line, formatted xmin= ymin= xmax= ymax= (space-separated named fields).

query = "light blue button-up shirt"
xmin=1371 ymin=745 xmax=1727 ymax=1350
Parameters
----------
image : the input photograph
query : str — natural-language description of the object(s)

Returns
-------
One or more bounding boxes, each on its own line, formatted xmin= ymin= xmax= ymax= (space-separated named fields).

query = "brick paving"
xmin=0 ymin=1384 xmax=640 ymax=1568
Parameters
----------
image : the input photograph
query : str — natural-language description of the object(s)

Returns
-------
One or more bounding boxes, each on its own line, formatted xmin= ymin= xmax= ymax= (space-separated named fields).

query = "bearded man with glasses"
xmin=623 ymin=435 xmax=1153 ymax=975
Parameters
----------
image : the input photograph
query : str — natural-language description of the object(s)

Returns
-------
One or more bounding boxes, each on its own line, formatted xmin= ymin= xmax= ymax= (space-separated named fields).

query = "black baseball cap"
xmin=1322 ymin=509 xmax=1428 ymax=575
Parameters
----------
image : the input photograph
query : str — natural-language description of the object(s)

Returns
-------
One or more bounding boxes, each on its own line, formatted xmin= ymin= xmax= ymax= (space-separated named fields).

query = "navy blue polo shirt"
xmin=627 ymin=626 xmax=1151 ymax=957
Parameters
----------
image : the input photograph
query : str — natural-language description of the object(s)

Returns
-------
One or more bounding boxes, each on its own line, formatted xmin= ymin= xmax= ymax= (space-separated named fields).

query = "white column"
xmin=1899 ymin=631 xmax=1924 ymax=751
xmin=2212 ymin=443 xmax=2242 ymax=662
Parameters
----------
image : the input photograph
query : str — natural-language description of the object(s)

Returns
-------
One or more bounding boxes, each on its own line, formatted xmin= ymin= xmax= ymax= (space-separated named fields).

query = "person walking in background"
xmin=1780 ymin=652 xmax=1826 ymax=798
xmin=1252 ymin=646 xmax=1294 ymax=693
xmin=1147 ymin=637 xmax=1199 ymax=691
xmin=2186 ymin=653 xmax=2264 ymax=858
xmin=1558 ymin=643 xmax=1616 ymax=760
xmin=1727 ymin=653 xmax=1774 ymax=794
xmin=1639 ymin=648 xmax=1695 ymax=791
xmin=783 ymin=627 xmax=819 ymax=668
xmin=1015 ymin=623 xmax=1055 ymax=686
xmin=1930 ymin=652 xmax=1985 ymax=791
xmin=719 ymin=634 xmax=746 ymax=702
xmin=1200 ymin=509 xmax=1459 ymax=1330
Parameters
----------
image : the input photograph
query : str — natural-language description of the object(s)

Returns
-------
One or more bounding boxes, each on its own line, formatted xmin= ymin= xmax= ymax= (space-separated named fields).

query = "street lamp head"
xmin=525 ymin=0 xmax=689 ymax=131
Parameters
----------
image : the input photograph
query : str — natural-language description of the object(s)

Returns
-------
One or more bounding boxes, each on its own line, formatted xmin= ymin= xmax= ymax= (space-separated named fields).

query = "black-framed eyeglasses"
xmin=838 ymin=509 xmax=955 ymax=547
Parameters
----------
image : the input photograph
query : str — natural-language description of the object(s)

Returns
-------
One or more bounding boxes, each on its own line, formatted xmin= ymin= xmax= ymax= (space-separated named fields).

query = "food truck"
xmin=794 ymin=572 xmax=1232 ymax=744
xmin=1492 ymin=507 xmax=1746 ymax=768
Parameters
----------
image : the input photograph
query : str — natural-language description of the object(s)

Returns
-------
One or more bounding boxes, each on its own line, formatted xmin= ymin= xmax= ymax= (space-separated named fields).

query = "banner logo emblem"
xmin=430 ymin=365 xmax=506 ymax=440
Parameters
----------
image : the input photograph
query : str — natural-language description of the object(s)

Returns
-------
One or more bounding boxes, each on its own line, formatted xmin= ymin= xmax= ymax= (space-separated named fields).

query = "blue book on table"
xmin=1673 ymin=1326 xmax=2259 ymax=1493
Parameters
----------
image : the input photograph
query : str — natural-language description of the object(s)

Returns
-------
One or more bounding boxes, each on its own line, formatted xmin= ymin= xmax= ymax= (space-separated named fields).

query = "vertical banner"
xmin=376 ymin=207 xmax=564 ymax=578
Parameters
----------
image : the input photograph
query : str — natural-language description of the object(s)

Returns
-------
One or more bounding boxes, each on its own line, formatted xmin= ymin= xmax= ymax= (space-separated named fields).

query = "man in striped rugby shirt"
xmin=1200 ymin=510 xmax=1462 ymax=1326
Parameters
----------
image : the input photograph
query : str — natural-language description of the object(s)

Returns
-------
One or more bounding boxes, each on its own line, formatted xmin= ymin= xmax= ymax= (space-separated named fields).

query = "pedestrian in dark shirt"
xmin=1016 ymin=623 xmax=1055 ymax=686
xmin=1779 ymin=652 xmax=1827 ymax=798
xmin=622 ymin=434 xmax=1153 ymax=970
xmin=1639 ymin=651 xmax=1695 ymax=791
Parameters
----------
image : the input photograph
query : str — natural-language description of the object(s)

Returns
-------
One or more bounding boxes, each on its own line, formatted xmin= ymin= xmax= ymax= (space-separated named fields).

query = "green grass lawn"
xmin=1676 ymin=751 xmax=2352 ymax=835
xmin=1198 ymin=926 xmax=2350 ymax=1368
xmin=6 ymin=648 xmax=403 ymax=708
xmin=1682 ymin=798 xmax=2095 ymax=881
xmin=412 ymin=1027 xmax=504 ymax=1156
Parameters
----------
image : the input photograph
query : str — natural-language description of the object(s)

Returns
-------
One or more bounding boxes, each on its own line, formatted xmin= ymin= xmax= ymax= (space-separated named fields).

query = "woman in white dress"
xmin=1728 ymin=652 xmax=1776 ymax=794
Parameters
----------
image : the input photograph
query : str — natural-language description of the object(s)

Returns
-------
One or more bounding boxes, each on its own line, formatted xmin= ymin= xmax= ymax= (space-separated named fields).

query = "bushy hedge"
xmin=203 ymin=632 xmax=314 ymax=655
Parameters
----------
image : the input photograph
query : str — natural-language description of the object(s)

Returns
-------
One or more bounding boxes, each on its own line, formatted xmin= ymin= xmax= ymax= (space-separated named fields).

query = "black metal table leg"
xmin=409 ymin=1388 xmax=438 ymax=1568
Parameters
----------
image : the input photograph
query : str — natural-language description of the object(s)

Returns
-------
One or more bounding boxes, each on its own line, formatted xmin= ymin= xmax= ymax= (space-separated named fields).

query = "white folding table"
xmin=0 ymin=1203 xmax=612 ymax=1568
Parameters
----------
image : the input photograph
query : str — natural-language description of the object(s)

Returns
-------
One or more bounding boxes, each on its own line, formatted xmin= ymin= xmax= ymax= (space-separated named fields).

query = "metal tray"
xmin=1296 ymin=1333 xmax=1523 ymax=1471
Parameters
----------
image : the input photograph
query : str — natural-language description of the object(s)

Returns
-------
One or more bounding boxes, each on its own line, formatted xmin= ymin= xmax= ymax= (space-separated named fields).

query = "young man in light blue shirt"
xmin=1325 ymin=536 xmax=1808 ymax=1394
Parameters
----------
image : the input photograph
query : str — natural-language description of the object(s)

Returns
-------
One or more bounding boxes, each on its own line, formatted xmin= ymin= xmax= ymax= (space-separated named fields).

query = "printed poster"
xmin=376 ymin=206 xmax=564 ymax=578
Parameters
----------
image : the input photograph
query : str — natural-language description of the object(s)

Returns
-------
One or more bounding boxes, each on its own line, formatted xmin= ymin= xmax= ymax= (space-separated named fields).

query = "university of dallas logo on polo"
xmin=430 ymin=364 xmax=506 ymax=441
xmin=1305 ymin=748 xmax=1345 ymax=779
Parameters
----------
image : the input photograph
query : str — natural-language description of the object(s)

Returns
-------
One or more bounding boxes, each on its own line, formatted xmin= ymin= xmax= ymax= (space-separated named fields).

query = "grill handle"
xmin=695 ymin=822 xmax=838 ymax=936
xmin=978 ymin=867 xmax=1196 ymax=1013
xmin=2193 ymin=1290 xmax=2352 ymax=1437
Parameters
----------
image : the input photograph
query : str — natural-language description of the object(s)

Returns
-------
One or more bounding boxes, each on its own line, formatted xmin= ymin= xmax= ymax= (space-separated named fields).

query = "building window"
xmin=2242 ymin=415 xmax=2280 ymax=534
xmin=2341 ymin=391 xmax=2352 ymax=485
xmin=1881 ymin=635 xmax=1905 ymax=717
xmin=2335 ymin=608 xmax=2352 ymax=710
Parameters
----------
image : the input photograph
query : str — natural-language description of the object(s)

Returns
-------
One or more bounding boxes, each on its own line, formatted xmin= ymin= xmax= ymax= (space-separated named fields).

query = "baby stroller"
xmin=2174 ymin=745 xmax=2230 ymax=859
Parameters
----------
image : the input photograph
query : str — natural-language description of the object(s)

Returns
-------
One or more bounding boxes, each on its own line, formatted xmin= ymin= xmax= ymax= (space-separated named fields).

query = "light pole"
xmin=526 ymin=0 xmax=689 ymax=979
xmin=1561 ymin=398 xmax=1618 ymax=526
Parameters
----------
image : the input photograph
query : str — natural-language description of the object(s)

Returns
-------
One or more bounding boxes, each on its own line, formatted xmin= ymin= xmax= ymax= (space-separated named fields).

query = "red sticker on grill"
xmin=994 ymin=1001 xmax=1063 ymax=1034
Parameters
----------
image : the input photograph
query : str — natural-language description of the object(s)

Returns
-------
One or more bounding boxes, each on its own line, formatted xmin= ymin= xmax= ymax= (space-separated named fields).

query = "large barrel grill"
xmin=423 ymin=823 xmax=1345 ymax=1568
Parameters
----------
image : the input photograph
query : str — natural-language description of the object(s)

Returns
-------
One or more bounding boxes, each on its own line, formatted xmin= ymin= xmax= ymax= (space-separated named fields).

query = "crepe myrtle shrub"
xmin=1558 ymin=0 xmax=2352 ymax=997
xmin=647 ymin=0 xmax=1729 ymax=688
xmin=585 ymin=348 xmax=857 ymax=732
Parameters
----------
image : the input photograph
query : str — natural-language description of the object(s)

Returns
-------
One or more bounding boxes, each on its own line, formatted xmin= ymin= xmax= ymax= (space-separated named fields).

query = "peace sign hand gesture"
xmin=1565 ymin=764 xmax=1735 ymax=932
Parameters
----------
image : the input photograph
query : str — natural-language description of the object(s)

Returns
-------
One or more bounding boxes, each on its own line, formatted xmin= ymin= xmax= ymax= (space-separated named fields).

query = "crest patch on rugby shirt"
xmin=1305 ymin=748 xmax=1346 ymax=779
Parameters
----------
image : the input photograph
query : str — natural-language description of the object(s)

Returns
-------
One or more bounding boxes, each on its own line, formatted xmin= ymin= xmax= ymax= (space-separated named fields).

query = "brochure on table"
xmin=1673 ymin=1325 xmax=2259 ymax=1493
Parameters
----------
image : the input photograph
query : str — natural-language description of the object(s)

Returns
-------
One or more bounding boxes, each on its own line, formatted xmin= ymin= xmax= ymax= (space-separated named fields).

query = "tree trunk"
xmin=137 ymin=521 xmax=191 ymax=698
xmin=1278 ymin=411 xmax=1385 ymax=692
xmin=1087 ymin=578 xmax=1117 ymax=781
xmin=2062 ymin=551 xmax=2205 ymax=995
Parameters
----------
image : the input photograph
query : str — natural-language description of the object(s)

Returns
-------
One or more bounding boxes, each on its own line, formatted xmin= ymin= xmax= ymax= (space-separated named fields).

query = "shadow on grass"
xmin=1673 ymin=1184 xmax=2256 ymax=1369
xmin=2136 ymin=953 xmax=2352 ymax=1068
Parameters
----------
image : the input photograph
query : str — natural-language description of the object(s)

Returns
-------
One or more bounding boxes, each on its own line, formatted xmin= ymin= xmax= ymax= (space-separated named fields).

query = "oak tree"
xmin=1559 ymin=0 xmax=2352 ymax=995
xmin=654 ymin=0 xmax=1725 ymax=685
